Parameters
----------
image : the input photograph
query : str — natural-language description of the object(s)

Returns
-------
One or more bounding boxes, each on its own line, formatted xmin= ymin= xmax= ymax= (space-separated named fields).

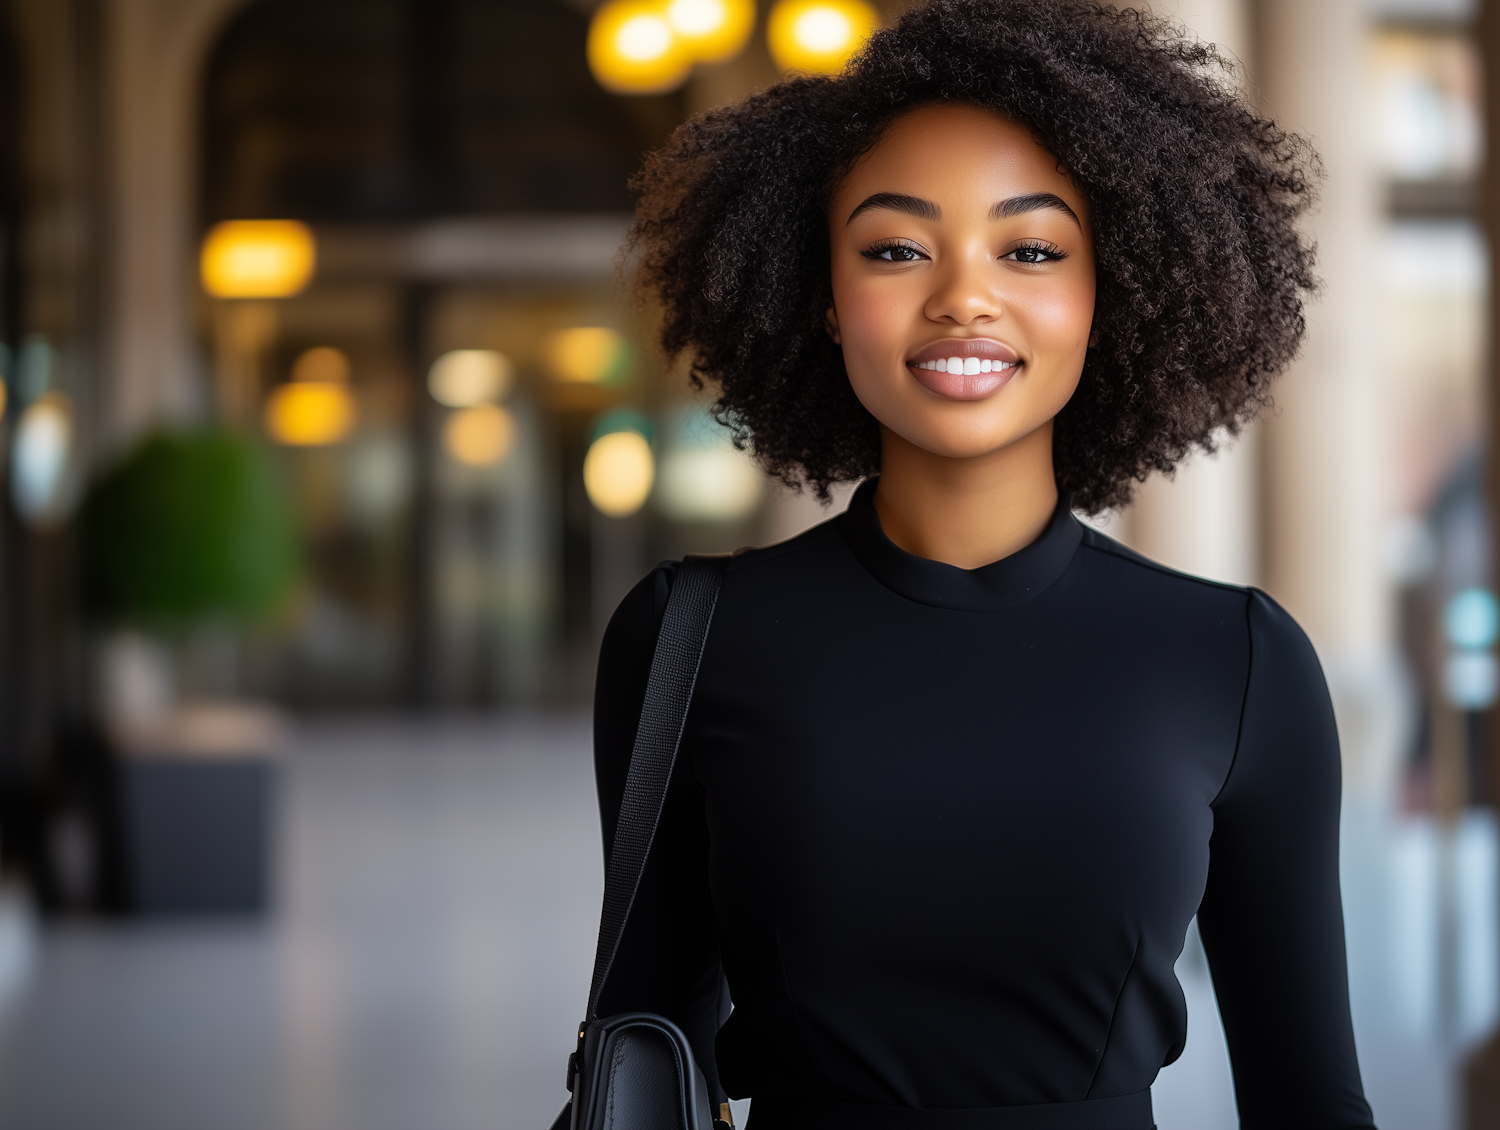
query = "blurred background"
xmin=0 ymin=0 xmax=1487 ymax=1126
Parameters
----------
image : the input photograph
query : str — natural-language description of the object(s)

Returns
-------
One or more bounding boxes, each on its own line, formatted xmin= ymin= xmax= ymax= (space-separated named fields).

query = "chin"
xmin=891 ymin=421 xmax=1029 ymax=461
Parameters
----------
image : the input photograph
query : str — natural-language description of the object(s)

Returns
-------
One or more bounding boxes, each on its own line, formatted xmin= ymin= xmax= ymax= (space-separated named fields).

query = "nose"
xmin=923 ymin=245 xmax=1002 ymax=325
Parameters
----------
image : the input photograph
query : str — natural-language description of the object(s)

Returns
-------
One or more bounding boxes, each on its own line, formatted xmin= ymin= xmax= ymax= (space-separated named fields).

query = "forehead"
xmin=835 ymin=104 xmax=1082 ymax=213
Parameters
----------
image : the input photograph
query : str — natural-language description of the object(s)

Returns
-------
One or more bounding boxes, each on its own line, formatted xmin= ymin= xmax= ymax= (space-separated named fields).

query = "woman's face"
xmin=827 ymin=104 xmax=1096 ymax=462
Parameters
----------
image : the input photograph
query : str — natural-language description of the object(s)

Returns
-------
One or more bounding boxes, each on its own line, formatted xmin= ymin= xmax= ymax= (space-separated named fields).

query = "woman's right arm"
xmin=592 ymin=564 xmax=731 ymax=1099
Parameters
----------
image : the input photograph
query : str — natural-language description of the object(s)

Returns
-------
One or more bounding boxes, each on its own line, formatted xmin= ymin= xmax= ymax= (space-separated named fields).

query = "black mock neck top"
xmin=593 ymin=481 xmax=1375 ymax=1130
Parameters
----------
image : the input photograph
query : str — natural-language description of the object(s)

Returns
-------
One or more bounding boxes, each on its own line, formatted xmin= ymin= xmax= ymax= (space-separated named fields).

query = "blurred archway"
xmin=198 ymin=0 xmax=701 ymax=709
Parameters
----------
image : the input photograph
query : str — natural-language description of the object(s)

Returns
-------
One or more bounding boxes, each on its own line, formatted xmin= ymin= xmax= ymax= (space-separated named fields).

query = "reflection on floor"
xmin=0 ymin=716 xmax=1475 ymax=1129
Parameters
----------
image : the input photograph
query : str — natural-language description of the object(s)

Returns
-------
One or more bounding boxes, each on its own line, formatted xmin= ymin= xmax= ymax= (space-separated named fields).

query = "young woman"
xmin=594 ymin=2 xmax=1376 ymax=1127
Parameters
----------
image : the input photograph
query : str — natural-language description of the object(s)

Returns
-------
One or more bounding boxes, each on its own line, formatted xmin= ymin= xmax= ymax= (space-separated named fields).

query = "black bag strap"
xmin=586 ymin=553 xmax=731 ymax=1022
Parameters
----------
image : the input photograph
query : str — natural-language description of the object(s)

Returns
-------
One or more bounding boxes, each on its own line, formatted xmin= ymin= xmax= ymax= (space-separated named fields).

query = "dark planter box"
xmin=118 ymin=757 xmax=276 ymax=915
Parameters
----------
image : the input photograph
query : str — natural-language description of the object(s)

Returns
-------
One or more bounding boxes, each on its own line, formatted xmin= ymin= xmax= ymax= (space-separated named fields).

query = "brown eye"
xmin=863 ymin=242 xmax=927 ymax=262
xmin=1003 ymin=243 xmax=1066 ymax=264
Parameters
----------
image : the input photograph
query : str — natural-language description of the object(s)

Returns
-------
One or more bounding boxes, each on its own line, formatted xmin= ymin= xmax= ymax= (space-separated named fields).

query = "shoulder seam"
xmin=1211 ymin=591 xmax=1259 ymax=810
xmin=1078 ymin=529 xmax=1250 ymax=595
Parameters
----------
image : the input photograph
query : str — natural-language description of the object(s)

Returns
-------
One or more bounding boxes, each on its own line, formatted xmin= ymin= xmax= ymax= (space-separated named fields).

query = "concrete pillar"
xmin=1122 ymin=0 xmax=1258 ymax=587
xmin=1128 ymin=433 xmax=1259 ymax=585
xmin=98 ymin=0 xmax=249 ymax=449
xmin=1147 ymin=0 xmax=1250 ymax=62
xmin=1255 ymin=0 xmax=1400 ymax=799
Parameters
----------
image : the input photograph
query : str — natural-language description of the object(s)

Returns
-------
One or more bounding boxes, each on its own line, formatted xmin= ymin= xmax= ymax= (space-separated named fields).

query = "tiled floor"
xmin=0 ymin=715 xmax=601 ymax=1130
xmin=0 ymin=715 xmax=1466 ymax=1129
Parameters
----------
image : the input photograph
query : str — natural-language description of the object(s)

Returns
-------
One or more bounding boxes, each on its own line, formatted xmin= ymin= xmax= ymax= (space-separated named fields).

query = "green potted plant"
xmin=82 ymin=429 xmax=296 ymax=627
xmin=79 ymin=430 xmax=297 ymax=914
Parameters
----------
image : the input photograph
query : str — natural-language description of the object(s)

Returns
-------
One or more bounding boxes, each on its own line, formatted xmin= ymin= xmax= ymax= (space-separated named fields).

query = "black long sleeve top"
xmin=593 ymin=480 xmax=1376 ymax=1130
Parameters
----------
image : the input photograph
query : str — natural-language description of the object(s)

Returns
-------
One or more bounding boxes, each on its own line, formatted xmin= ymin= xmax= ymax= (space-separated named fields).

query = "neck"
xmin=872 ymin=422 xmax=1060 ymax=570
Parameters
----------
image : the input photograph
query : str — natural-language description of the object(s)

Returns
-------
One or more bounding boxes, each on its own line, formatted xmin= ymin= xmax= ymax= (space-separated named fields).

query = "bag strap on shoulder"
xmin=586 ymin=553 xmax=731 ymax=1021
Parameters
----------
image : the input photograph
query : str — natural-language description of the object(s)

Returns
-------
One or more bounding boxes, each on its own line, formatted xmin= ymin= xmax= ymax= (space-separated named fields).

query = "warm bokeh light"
xmin=668 ymin=0 xmax=755 ymax=64
xmin=429 ymin=349 xmax=513 ymax=408
xmin=264 ymin=382 xmax=355 ymax=446
xmin=443 ymin=404 xmax=516 ymax=467
xmin=584 ymin=430 xmax=655 ymax=517
xmin=767 ymin=0 xmax=877 ymax=74
xmin=544 ymin=327 xmax=632 ymax=384
xmin=201 ymin=220 xmax=317 ymax=298
xmin=291 ymin=346 xmax=350 ymax=383
xmin=658 ymin=447 xmax=763 ymax=521
xmin=588 ymin=0 xmax=692 ymax=94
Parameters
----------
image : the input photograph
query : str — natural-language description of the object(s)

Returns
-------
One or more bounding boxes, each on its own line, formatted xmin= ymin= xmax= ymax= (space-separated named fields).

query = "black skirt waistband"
xmin=745 ymin=1090 xmax=1154 ymax=1130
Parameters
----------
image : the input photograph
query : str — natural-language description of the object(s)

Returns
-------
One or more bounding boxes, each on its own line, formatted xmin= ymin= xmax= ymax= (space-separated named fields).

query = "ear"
xmin=824 ymin=306 xmax=842 ymax=345
xmin=1088 ymin=326 xmax=1100 ymax=348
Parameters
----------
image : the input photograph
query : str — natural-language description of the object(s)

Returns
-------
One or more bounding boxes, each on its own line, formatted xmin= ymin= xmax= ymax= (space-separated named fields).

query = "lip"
xmin=906 ymin=338 xmax=1021 ymax=402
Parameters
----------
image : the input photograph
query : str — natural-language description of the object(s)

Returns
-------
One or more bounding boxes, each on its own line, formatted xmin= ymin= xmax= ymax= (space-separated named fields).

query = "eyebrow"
xmin=846 ymin=192 xmax=940 ymax=225
xmin=846 ymin=190 xmax=1081 ymax=228
xmin=991 ymin=192 xmax=1081 ymax=227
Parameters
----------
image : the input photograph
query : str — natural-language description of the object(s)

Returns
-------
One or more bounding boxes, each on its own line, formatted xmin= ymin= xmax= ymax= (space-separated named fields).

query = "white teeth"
xmin=914 ymin=357 xmax=1017 ymax=372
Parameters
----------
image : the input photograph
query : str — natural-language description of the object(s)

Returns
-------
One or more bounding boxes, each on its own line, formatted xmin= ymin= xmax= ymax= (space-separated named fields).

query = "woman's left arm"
xmin=1195 ymin=590 xmax=1377 ymax=1129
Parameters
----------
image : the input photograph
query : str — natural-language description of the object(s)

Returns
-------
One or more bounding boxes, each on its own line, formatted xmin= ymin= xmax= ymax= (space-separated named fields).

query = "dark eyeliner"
xmin=1003 ymin=239 xmax=1067 ymax=262
xmin=861 ymin=238 xmax=927 ymax=261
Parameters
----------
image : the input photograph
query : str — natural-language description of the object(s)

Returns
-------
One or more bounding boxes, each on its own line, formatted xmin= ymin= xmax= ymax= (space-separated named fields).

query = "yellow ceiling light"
xmin=201 ymin=220 xmax=317 ymax=298
xmin=291 ymin=346 xmax=350 ymax=383
xmin=767 ymin=0 xmax=877 ymax=74
xmin=668 ymin=0 xmax=756 ymax=64
xmin=428 ymin=349 xmax=513 ymax=408
xmin=265 ymin=382 xmax=355 ymax=446
xmin=443 ymin=404 xmax=516 ymax=467
xmin=544 ymin=327 xmax=632 ymax=384
xmin=584 ymin=430 xmax=655 ymax=517
xmin=588 ymin=0 xmax=692 ymax=94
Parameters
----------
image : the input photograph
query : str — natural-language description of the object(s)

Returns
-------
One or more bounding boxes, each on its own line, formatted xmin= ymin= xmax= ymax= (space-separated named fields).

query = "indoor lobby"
xmin=0 ymin=0 xmax=1490 ymax=1127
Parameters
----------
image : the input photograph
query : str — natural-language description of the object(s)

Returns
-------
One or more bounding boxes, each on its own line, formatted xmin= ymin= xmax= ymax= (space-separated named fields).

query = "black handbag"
xmin=550 ymin=554 xmax=734 ymax=1130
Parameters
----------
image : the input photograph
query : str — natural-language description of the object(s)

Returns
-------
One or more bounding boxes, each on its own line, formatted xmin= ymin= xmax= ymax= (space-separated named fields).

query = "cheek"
xmin=833 ymin=273 xmax=915 ymax=361
xmin=1018 ymin=276 xmax=1095 ymax=355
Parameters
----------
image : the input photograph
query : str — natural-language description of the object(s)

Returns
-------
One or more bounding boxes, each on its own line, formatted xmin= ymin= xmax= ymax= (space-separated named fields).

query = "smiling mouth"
xmin=906 ymin=340 xmax=1021 ymax=401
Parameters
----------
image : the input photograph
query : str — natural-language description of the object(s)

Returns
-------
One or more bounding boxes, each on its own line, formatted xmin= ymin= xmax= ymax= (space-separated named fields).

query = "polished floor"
xmin=0 ymin=715 xmax=1469 ymax=1129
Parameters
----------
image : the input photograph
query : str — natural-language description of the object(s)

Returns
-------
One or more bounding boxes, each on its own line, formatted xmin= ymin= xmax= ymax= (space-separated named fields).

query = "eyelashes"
xmin=858 ymin=238 xmax=1068 ymax=263
xmin=1004 ymin=240 xmax=1067 ymax=263
xmin=861 ymin=239 xmax=927 ymax=262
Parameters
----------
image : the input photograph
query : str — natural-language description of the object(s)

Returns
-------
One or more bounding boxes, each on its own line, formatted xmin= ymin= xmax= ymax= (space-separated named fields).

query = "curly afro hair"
xmin=628 ymin=0 xmax=1318 ymax=512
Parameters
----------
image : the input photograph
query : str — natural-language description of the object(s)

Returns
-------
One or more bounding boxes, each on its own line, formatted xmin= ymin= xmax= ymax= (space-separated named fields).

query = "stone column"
xmin=98 ymin=0 xmax=249 ymax=449
xmin=1123 ymin=0 xmax=1258 ymax=587
xmin=1255 ymin=0 xmax=1400 ymax=798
